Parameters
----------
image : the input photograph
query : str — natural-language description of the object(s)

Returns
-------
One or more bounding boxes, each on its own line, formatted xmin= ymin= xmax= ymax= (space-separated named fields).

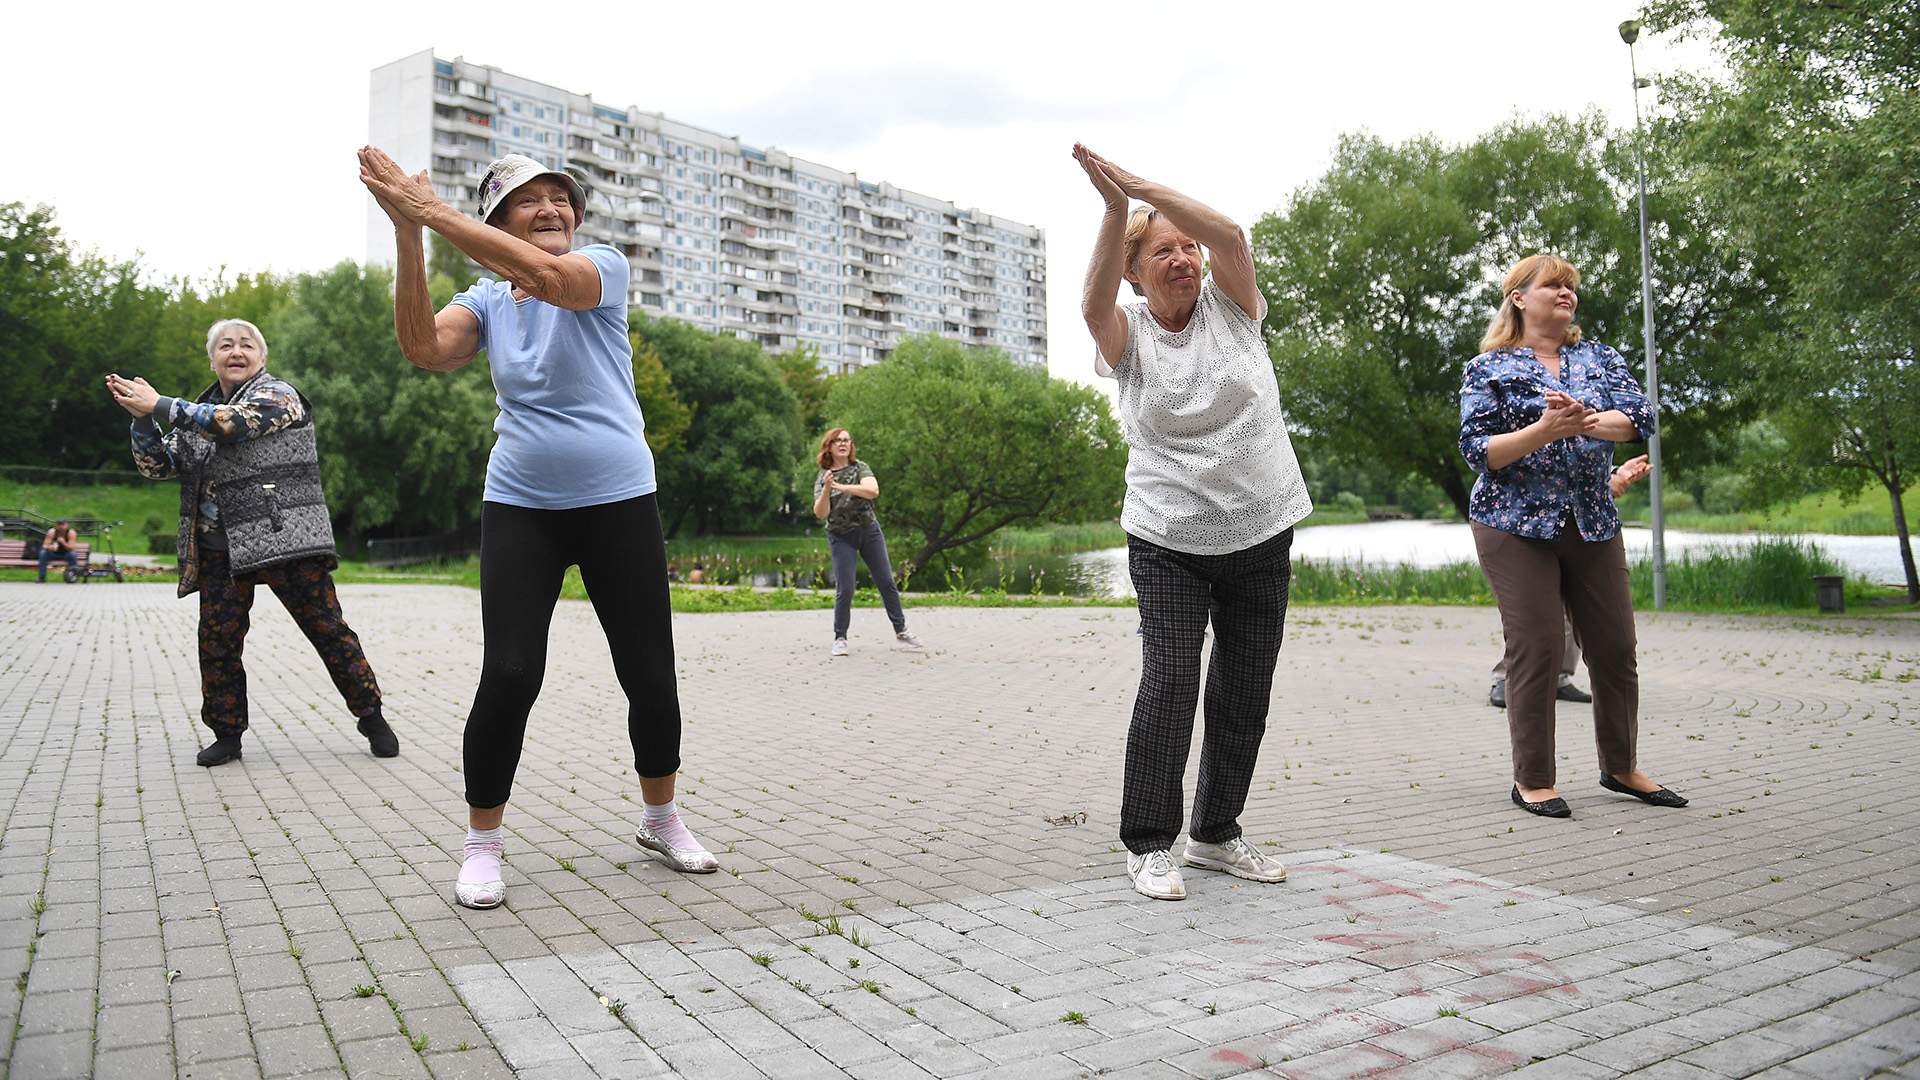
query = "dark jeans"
xmin=37 ymin=548 xmax=76 ymax=581
xmin=1122 ymin=527 xmax=1293 ymax=854
xmin=1472 ymin=518 xmax=1639 ymax=788
xmin=197 ymin=546 xmax=382 ymax=739
xmin=463 ymin=494 xmax=681 ymax=808
xmin=828 ymin=520 xmax=906 ymax=638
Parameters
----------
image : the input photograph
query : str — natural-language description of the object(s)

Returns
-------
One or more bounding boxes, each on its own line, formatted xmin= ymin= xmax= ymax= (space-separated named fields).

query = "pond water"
xmin=672 ymin=521 xmax=1913 ymax=599
xmin=1066 ymin=521 xmax=1914 ymax=599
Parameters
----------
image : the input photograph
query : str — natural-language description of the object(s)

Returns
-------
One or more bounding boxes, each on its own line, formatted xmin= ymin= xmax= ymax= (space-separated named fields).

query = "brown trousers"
xmin=1472 ymin=519 xmax=1637 ymax=788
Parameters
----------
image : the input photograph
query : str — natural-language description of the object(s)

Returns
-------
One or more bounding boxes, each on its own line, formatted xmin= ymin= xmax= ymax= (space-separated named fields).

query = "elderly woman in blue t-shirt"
xmin=359 ymin=147 xmax=717 ymax=909
xmin=1459 ymin=253 xmax=1685 ymax=819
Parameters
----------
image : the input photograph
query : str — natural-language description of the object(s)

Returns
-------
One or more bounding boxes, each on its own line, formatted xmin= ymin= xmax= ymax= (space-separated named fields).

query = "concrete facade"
xmin=367 ymin=50 xmax=1048 ymax=371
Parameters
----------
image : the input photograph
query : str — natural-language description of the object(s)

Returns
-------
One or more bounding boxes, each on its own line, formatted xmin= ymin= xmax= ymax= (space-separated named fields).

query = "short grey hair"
xmin=205 ymin=319 xmax=269 ymax=360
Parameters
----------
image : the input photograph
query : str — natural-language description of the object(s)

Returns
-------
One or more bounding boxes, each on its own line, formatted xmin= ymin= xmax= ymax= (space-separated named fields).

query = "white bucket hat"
xmin=476 ymin=154 xmax=589 ymax=225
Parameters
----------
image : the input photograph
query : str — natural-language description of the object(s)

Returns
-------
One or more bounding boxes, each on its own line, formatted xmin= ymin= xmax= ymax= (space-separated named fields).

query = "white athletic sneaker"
xmin=1126 ymin=849 xmax=1187 ymax=900
xmin=454 ymin=838 xmax=506 ymax=909
xmin=831 ymin=638 xmax=850 ymax=657
xmin=634 ymin=815 xmax=719 ymax=874
xmin=1182 ymin=837 xmax=1288 ymax=883
xmin=894 ymin=630 xmax=924 ymax=650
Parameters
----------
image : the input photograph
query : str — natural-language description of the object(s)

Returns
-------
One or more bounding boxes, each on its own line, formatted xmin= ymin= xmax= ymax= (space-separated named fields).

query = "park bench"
xmin=0 ymin=539 xmax=92 ymax=577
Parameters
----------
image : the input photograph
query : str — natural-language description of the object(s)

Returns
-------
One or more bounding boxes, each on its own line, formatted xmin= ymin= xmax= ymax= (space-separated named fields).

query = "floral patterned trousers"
xmin=198 ymin=547 xmax=382 ymax=738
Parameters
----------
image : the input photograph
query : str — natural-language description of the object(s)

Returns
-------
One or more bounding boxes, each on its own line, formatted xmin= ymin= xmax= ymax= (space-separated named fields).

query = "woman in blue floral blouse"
xmin=1459 ymin=254 xmax=1686 ymax=818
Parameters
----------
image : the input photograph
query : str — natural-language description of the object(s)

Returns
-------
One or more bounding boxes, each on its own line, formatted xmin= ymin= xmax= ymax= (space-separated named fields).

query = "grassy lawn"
xmin=0 ymin=476 xmax=177 ymax=536
xmin=1622 ymin=487 xmax=1919 ymax=536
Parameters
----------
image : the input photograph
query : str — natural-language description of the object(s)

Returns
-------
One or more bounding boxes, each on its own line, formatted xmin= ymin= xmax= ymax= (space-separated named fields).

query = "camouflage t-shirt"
xmin=814 ymin=460 xmax=876 ymax=534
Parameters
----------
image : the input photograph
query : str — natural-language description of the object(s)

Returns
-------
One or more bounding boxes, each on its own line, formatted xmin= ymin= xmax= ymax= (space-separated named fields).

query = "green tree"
xmin=1251 ymin=114 xmax=1772 ymax=518
xmin=428 ymin=233 xmax=475 ymax=285
xmin=266 ymin=261 xmax=497 ymax=542
xmin=629 ymin=337 xmax=693 ymax=455
xmin=1644 ymin=0 xmax=1919 ymax=599
xmin=0 ymin=203 xmax=177 ymax=470
xmin=772 ymin=342 xmax=833 ymax=438
xmin=825 ymin=334 xmax=1125 ymax=579
xmin=632 ymin=314 xmax=803 ymax=535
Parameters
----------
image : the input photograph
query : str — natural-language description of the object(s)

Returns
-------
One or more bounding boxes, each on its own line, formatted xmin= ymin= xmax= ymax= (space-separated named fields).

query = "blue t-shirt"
xmin=449 ymin=244 xmax=655 ymax=510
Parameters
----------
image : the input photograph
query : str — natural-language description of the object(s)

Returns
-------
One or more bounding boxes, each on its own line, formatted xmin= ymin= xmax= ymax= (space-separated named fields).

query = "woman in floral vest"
xmin=106 ymin=320 xmax=397 ymax=767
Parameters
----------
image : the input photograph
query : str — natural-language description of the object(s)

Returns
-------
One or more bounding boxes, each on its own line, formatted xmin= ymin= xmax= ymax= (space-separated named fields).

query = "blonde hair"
xmin=1481 ymin=254 xmax=1583 ymax=353
xmin=816 ymin=428 xmax=856 ymax=469
xmin=1121 ymin=206 xmax=1160 ymax=297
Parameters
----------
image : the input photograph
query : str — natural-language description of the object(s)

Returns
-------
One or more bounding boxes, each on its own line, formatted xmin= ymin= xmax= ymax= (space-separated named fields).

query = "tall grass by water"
xmin=1288 ymin=537 xmax=1877 ymax=612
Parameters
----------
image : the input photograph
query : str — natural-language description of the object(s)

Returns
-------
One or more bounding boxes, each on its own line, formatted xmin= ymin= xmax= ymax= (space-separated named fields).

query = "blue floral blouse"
xmin=1458 ymin=340 xmax=1656 ymax=542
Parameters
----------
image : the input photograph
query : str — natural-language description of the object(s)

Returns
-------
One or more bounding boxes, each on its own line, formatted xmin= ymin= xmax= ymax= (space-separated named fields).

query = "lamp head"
xmin=1618 ymin=19 xmax=1642 ymax=44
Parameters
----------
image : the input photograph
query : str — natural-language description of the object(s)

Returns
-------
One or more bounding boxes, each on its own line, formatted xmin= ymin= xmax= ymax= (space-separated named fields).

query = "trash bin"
xmin=1812 ymin=574 xmax=1845 ymax=613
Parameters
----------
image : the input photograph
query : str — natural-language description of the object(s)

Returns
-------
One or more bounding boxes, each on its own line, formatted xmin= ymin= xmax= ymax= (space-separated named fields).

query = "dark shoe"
xmin=1511 ymin=785 xmax=1571 ymax=818
xmin=358 ymin=713 xmax=400 ymax=758
xmin=1600 ymin=773 xmax=1688 ymax=807
xmin=1489 ymin=681 xmax=1506 ymax=709
xmin=1556 ymin=683 xmax=1593 ymax=703
xmin=196 ymin=737 xmax=243 ymax=767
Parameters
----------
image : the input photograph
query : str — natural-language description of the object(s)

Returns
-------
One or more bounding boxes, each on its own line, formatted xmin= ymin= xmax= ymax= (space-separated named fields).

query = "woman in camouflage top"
xmin=811 ymin=428 xmax=923 ymax=657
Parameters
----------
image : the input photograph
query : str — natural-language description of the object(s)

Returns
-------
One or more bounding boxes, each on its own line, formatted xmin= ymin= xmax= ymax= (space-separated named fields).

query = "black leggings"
xmin=463 ymin=494 xmax=681 ymax=808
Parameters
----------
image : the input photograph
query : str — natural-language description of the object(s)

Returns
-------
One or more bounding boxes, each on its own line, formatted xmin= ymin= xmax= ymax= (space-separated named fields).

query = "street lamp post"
xmin=1620 ymin=19 xmax=1667 ymax=609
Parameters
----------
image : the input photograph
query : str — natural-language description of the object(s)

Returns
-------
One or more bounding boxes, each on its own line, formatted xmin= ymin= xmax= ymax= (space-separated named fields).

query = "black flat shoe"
xmin=1555 ymin=684 xmax=1593 ymax=703
xmin=1600 ymin=774 xmax=1688 ymax=807
xmin=358 ymin=713 xmax=400 ymax=758
xmin=1489 ymin=681 xmax=1506 ymax=709
xmin=196 ymin=737 xmax=243 ymax=767
xmin=1511 ymin=785 xmax=1571 ymax=818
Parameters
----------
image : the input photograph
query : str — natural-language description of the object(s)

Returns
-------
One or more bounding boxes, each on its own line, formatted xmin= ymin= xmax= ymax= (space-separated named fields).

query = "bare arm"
xmin=813 ymin=474 xmax=833 ymax=520
xmin=359 ymin=146 xmax=603 ymax=311
xmin=1083 ymin=147 xmax=1261 ymax=318
xmin=389 ymin=207 xmax=481 ymax=371
xmin=1073 ymin=145 xmax=1131 ymax=371
xmin=1582 ymin=411 xmax=1640 ymax=442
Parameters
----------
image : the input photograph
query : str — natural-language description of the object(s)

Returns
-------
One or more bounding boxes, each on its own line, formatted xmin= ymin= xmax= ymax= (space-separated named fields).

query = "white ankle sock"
xmin=642 ymin=800 xmax=706 ymax=852
xmin=466 ymin=825 xmax=502 ymax=846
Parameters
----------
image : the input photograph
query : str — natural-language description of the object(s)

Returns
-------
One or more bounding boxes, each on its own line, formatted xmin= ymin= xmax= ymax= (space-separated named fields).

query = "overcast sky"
xmin=8 ymin=1 xmax=1712 ymax=389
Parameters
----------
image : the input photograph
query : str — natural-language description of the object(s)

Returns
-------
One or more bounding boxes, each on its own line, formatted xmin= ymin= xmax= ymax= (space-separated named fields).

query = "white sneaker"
xmin=1182 ymin=837 xmax=1288 ymax=883
xmin=831 ymin=638 xmax=850 ymax=657
xmin=894 ymin=630 xmax=924 ymax=650
xmin=455 ymin=838 xmax=506 ymax=909
xmin=1126 ymin=849 xmax=1186 ymax=900
xmin=634 ymin=815 xmax=719 ymax=873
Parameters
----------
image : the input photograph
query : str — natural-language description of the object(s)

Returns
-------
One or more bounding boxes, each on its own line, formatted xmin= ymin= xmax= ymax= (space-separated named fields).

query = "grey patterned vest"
xmin=173 ymin=373 xmax=337 ymax=580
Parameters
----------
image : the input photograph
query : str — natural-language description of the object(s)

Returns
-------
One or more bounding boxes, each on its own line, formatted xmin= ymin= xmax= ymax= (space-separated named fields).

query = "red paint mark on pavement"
xmin=1470 ymin=1043 xmax=1530 ymax=1067
xmin=1297 ymin=864 xmax=1452 ymax=914
xmin=1213 ymin=1048 xmax=1256 ymax=1065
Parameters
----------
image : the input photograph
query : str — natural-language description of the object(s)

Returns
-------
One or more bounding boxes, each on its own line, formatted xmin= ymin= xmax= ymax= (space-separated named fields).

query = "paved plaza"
xmin=0 ymin=581 xmax=1916 ymax=1079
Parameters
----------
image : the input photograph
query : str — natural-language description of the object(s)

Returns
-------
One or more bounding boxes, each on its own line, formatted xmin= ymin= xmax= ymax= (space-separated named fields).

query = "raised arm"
xmin=106 ymin=374 xmax=180 ymax=479
xmin=1080 ymin=147 xmax=1261 ymax=319
xmin=112 ymin=374 xmax=308 ymax=446
xmin=1074 ymin=144 xmax=1131 ymax=371
xmin=358 ymin=147 xmax=603 ymax=311
xmin=385 ymin=199 xmax=481 ymax=372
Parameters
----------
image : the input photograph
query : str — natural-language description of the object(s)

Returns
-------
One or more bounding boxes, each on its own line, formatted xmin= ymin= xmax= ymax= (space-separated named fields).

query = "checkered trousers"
xmin=1121 ymin=527 xmax=1293 ymax=854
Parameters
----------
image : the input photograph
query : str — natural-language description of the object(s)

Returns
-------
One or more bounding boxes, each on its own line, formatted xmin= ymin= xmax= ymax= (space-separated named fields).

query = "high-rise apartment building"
xmin=368 ymin=50 xmax=1047 ymax=370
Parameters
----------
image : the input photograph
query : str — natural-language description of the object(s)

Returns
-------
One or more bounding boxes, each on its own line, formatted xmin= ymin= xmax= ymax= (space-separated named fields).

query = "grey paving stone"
xmin=6 ymin=588 xmax=1920 ymax=1079
xmin=7 ymin=1029 xmax=94 ymax=1079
